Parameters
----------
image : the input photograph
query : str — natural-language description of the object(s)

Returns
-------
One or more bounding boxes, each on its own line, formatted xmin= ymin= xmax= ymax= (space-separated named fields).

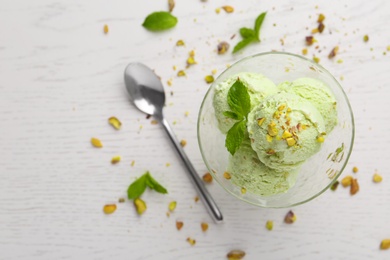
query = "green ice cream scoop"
xmin=247 ymin=92 xmax=326 ymax=172
xmin=213 ymin=72 xmax=277 ymax=133
xmin=228 ymin=139 xmax=299 ymax=196
xmin=279 ymin=78 xmax=337 ymax=133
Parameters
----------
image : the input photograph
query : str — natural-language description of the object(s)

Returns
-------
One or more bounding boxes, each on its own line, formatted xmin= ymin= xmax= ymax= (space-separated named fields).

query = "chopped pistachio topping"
xmin=257 ymin=117 xmax=265 ymax=126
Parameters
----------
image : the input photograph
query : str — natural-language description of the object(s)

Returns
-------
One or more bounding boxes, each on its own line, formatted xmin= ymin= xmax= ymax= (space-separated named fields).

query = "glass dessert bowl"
xmin=197 ymin=52 xmax=354 ymax=208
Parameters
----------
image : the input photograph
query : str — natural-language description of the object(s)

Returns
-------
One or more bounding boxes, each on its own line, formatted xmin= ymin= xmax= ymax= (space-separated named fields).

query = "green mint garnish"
xmin=224 ymin=79 xmax=251 ymax=155
xmin=142 ymin=11 xmax=178 ymax=31
xmin=127 ymin=171 xmax=168 ymax=199
xmin=233 ymin=12 xmax=267 ymax=53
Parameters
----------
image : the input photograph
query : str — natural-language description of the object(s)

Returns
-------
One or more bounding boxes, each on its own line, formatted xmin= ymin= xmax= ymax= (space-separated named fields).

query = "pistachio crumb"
xmin=363 ymin=35 xmax=369 ymax=42
xmin=352 ymin=166 xmax=358 ymax=173
xmin=118 ymin=198 xmax=125 ymax=203
xmin=241 ymin=187 xmax=246 ymax=194
xmin=111 ymin=156 xmax=121 ymax=164
xmin=373 ymin=173 xmax=383 ymax=183
xmin=168 ymin=201 xmax=177 ymax=212
xmin=180 ymin=139 xmax=187 ymax=147
xmin=302 ymin=48 xmax=308 ymax=55
xmin=350 ymin=178 xmax=359 ymax=195
xmin=103 ymin=204 xmax=116 ymax=214
xmin=217 ymin=41 xmax=230 ymax=54
xmin=223 ymin=172 xmax=232 ymax=180
xmin=202 ymin=172 xmax=213 ymax=183
xmin=176 ymin=40 xmax=185 ymax=46
xmin=317 ymin=13 xmax=325 ymax=23
xmin=215 ymin=8 xmax=221 ymax=14
xmin=176 ymin=221 xmax=184 ymax=230
xmin=330 ymin=180 xmax=339 ymax=191
xmin=284 ymin=210 xmax=296 ymax=224
xmin=222 ymin=5 xmax=234 ymax=13
xmin=266 ymin=220 xmax=273 ymax=230
xmin=177 ymin=70 xmax=186 ymax=77
xmin=103 ymin=24 xmax=109 ymax=34
xmin=205 ymin=75 xmax=214 ymax=83
xmin=194 ymin=196 xmax=199 ymax=202
xmin=91 ymin=137 xmax=103 ymax=148
xmin=186 ymin=237 xmax=196 ymax=246
xmin=201 ymin=222 xmax=209 ymax=232
xmin=227 ymin=250 xmax=246 ymax=260
xmin=380 ymin=239 xmax=390 ymax=250
xmin=341 ymin=175 xmax=353 ymax=187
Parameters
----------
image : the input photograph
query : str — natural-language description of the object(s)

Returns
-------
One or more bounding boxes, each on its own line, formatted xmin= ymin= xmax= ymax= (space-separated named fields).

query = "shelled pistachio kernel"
xmin=330 ymin=180 xmax=339 ymax=191
xmin=177 ymin=70 xmax=186 ymax=77
xmin=134 ymin=198 xmax=147 ymax=215
xmin=222 ymin=5 xmax=234 ymax=13
xmin=350 ymin=178 xmax=359 ymax=195
xmin=266 ymin=220 xmax=274 ymax=230
xmin=352 ymin=166 xmax=359 ymax=173
xmin=103 ymin=24 xmax=109 ymax=34
xmin=316 ymin=135 xmax=325 ymax=143
xmin=266 ymin=134 xmax=273 ymax=142
xmin=186 ymin=237 xmax=196 ymax=246
xmin=176 ymin=40 xmax=185 ymax=46
xmin=108 ymin=116 xmax=121 ymax=130
xmin=282 ymin=130 xmax=293 ymax=139
xmin=284 ymin=210 xmax=296 ymax=224
xmin=103 ymin=204 xmax=117 ymax=214
xmin=217 ymin=41 xmax=230 ymax=54
xmin=373 ymin=173 xmax=383 ymax=183
xmin=205 ymin=75 xmax=214 ymax=83
xmin=91 ymin=137 xmax=103 ymax=148
xmin=176 ymin=221 xmax=184 ymax=230
xmin=380 ymin=239 xmax=390 ymax=250
xmin=202 ymin=172 xmax=213 ymax=183
xmin=180 ymin=139 xmax=187 ymax=147
xmin=227 ymin=250 xmax=246 ymax=260
xmin=223 ymin=172 xmax=231 ymax=179
xmin=168 ymin=201 xmax=177 ymax=212
xmin=341 ymin=175 xmax=353 ymax=187
xmin=317 ymin=13 xmax=325 ymax=23
xmin=201 ymin=222 xmax=209 ymax=232
xmin=111 ymin=156 xmax=121 ymax=164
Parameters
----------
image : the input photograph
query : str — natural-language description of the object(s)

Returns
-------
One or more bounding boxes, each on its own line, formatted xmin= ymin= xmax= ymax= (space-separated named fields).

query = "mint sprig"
xmin=224 ymin=79 xmax=251 ymax=155
xmin=127 ymin=171 xmax=168 ymax=199
xmin=233 ymin=12 xmax=267 ymax=53
xmin=142 ymin=11 xmax=178 ymax=31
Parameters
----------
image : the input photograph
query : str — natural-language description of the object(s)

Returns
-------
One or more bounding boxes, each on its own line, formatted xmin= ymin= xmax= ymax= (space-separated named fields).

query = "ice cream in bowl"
xmin=197 ymin=52 xmax=354 ymax=208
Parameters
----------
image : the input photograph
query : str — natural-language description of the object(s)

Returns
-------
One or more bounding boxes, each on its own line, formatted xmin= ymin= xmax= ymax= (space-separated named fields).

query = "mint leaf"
xmin=127 ymin=174 xmax=147 ymax=199
xmin=233 ymin=11 xmax=267 ymax=53
xmin=223 ymin=111 xmax=243 ymax=120
xmin=227 ymin=79 xmax=251 ymax=117
xmin=142 ymin=11 xmax=178 ymax=31
xmin=233 ymin=37 xmax=255 ymax=53
xmin=239 ymin=27 xmax=256 ymax=38
xmin=225 ymin=120 xmax=246 ymax=155
xmin=254 ymin=12 xmax=267 ymax=41
xmin=145 ymin=172 xmax=168 ymax=194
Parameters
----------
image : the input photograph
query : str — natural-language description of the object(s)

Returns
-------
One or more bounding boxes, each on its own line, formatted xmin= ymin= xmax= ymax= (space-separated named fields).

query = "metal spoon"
xmin=124 ymin=63 xmax=223 ymax=223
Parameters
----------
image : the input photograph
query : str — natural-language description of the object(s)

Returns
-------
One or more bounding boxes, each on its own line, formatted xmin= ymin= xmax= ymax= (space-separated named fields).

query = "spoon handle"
xmin=160 ymin=117 xmax=223 ymax=223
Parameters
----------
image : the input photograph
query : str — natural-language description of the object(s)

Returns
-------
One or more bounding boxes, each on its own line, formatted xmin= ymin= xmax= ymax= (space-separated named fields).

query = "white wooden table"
xmin=1 ymin=0 xmax=389 ymax=259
